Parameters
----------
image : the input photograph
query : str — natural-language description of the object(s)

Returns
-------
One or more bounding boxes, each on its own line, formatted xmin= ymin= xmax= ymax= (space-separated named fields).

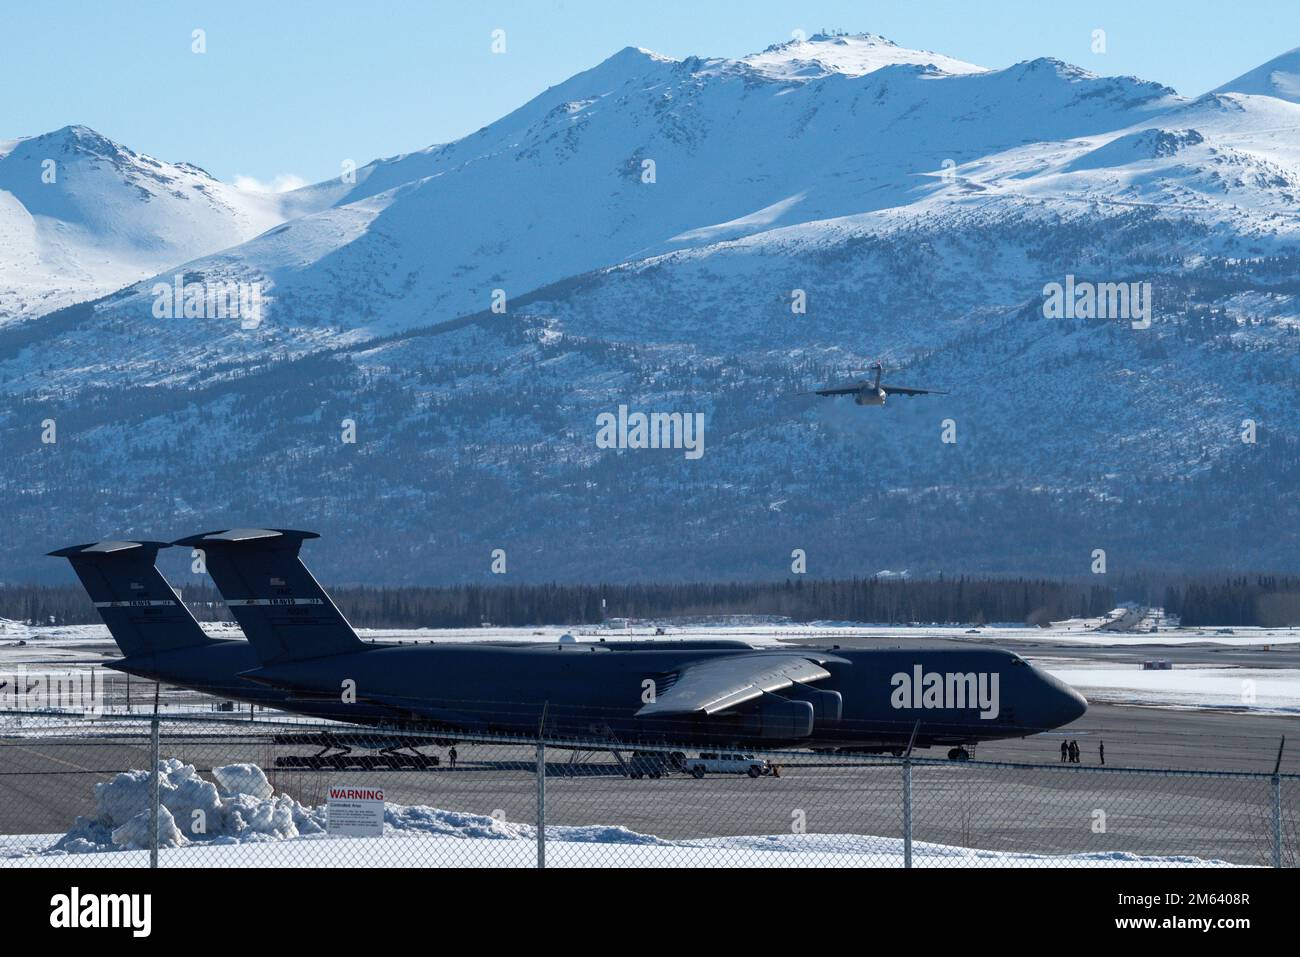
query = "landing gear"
xmin=272 ymin=731 xmax=443 ymax=769
xmin=947 ymin=747 xmax=971 ymax=762
xmin=275 ymin=742 xmax=440 ymax=770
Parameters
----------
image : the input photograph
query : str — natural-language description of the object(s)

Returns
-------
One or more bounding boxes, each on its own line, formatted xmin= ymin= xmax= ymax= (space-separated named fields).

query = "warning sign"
xmin=327 ymin=785 xmax=385 ymax=837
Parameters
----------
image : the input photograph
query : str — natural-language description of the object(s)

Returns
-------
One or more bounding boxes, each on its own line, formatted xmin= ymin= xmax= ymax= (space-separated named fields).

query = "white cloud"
xmin=232 ymin=172 xmax=309 ymax=193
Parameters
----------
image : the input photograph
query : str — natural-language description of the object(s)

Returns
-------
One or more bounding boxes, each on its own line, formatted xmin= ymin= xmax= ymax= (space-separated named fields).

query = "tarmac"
xmin=1 ymin=630 xmax=1296 ymax=865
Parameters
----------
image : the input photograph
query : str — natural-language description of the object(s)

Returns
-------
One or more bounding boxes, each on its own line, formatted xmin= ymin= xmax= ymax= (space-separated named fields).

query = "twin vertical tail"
xmin=48 ymin=540 xmax=213 ymax=658
xmin=172 ymin=529 xmax=364 ymax=665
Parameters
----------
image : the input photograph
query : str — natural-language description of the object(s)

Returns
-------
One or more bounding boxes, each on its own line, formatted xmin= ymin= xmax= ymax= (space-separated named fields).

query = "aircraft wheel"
xmin=947 ymin=747 xmax=971 ymax=761
xmin=691 ymin=766 xmax=705 ymax=779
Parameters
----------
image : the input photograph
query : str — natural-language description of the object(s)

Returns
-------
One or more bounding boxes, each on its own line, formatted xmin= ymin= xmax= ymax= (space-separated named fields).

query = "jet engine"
xmin=735 ymin=696 xmax=816 ymax=739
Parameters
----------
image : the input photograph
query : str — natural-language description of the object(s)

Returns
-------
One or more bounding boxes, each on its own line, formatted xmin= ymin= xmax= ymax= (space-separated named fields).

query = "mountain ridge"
xmin=2 ymin=33 xmax=1298 ymax=583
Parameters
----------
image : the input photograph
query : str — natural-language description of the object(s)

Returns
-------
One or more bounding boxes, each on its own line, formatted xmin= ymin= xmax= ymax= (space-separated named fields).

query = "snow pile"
xmin=47 ymin=759 xmax=322 ymax=854
xmin=376 ymin=806 xmax=665 ymax=846
xmin=213 ymin=763 xmax=274 ymax=800
xmin=108 ymin=805 xmax=183 ymax=851
xmin=36 ymin=759 xmax=663 ymax=857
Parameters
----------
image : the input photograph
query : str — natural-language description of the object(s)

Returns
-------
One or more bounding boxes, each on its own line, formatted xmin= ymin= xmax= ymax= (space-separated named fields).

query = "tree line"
xmin=1 ymin=576 xmax=1115 ymax=629
xmin=6 ymin=576 xmax=1297 ymax=630
xmin=1162 ymin=577 xmax=1300 ymax=628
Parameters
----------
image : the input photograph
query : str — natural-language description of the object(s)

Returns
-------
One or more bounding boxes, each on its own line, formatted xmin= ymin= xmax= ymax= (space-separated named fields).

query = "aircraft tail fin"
xmin=49 ymin=540 xmax=213 ymax=658
xmin=173 ymin=529 xmax=364 ymax=665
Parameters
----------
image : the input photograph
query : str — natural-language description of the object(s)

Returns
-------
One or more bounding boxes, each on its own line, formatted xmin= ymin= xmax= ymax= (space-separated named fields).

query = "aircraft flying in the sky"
xmin=802 ymin=362 xmax=948 ymax=406
xmin=54 ymin=530 xmax=1085 ymax=759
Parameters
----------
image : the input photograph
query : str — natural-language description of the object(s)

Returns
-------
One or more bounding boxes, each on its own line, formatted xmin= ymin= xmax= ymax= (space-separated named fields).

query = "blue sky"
xmin=3 ymin=1 xmax=1296 ymax=187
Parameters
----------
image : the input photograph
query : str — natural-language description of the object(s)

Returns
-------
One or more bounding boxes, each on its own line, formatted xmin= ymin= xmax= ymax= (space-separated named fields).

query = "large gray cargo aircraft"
xmin=800 ymin=362 xmax=948 ymax=406
xmin=54 ymin=530 xmax=1086 ymax=755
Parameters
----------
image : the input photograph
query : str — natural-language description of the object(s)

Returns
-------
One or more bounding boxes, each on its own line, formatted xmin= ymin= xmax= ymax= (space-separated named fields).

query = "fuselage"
xmin=106 ymin=639 xmax=395 ymax=724
xmin=115 ymin=638 xmax=1085 ymax=751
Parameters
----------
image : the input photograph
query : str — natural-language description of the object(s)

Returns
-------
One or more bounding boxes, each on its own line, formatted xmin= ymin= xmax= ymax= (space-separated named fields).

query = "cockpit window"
xmin=1010 ymin=656 xmax=1027 ymax=666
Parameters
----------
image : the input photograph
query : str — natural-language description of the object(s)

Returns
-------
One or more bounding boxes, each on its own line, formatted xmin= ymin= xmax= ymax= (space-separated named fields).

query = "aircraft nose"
xmin=1058 ymin=683 xmax=1088 ymax=725
xmin=1028 ymin=666 xmax=1087 ymax=729
xmin=1045 ymin=672 xmax=1088 ymax=726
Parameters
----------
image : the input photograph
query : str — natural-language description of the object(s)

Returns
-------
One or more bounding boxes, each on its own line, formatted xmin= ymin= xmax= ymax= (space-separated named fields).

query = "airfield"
xmin=1 ymin=615 xmax=1297 ymax=866
xmin=6 ymin=612 xmax=1297 ymax=771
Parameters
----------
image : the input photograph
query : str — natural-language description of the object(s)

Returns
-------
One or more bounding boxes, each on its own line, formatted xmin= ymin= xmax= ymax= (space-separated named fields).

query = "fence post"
xmin=1274 ymin=738 xmax=1284 ymax=868
xmin=1273 ymin=774 xmax=1283 ymax=869
xmin=1272 ymin=736 xmax=1286 ymax=869
xmin=902 ymin=758 xmax=913 ymax=869
xmin=536 ymin=740 xmax=546 ymax=869
xmin=149 ymin=683 xmax=160 ymax=869
xmin=535 ymin=702 xmax=550 ymax=869
xmin=902 ymin=720 xmax=919 ymax=869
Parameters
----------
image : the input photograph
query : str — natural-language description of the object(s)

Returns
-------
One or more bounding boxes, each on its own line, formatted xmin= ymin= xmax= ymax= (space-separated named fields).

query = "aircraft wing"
xmin=798 ymin=380 xmax=867 ymax=397
xmin=880 ymin=383 xmax=949 ymax=396
xmin=636 ymin=652 xmax=847 ymax=717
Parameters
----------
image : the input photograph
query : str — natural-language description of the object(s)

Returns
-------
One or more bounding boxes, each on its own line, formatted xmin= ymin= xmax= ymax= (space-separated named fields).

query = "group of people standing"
xmin=1060 ymin=739 xmax=1104 ymax=764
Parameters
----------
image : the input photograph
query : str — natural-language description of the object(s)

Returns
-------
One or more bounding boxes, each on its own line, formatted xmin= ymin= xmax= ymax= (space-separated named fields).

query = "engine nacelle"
xmin=736 ymin=696 xmax=815 ymax=739
xmin=781 ymin=684 xmax=843 ymax=724
xmin=855 ymin=387 xmax=886 ymax=406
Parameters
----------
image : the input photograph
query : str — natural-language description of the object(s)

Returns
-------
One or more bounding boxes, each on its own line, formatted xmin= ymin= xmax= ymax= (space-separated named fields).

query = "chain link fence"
xmin=0 ymin=713 xmax=1294 ymax=868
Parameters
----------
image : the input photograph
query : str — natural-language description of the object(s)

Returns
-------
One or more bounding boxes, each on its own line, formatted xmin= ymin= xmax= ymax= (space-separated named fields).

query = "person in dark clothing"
xmin=1060 ymin=740 xmax=1069 ymax=762
xmin=1068 ymin=740 xmax=1079 ymax=763
xmin=1099 ymin=741 xmax=1105 ymax=765
xmin=448 ymin=746 xmax=458 ymax=768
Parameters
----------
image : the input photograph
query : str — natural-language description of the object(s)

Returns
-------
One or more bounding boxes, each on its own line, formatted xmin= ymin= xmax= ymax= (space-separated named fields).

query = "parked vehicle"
xmin=682 ymin=752 xmax=770 ymax=779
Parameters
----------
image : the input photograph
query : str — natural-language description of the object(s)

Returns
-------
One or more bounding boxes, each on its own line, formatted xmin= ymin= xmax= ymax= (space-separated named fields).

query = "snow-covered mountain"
xmin=1213 ymin=46 xmax=1300 ymax=103
xmin=2 ymin=34 xmax=1298 ymax=584
xmin=739 ymin=32 xmax=988 ymax=79
xmin=1 ymin=37 xmax=1192 ymax=382
xmin=0 ymin=125 xmax=316 ymax=321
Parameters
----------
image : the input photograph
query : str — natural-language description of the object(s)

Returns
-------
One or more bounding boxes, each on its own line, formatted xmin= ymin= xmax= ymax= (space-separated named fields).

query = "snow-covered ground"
xmin=0 ymin=759 xmax=1235 ymax=868
xmin=1043 ymin=663 xmax=1300 ymax=715
xmin=1 ymin=833 xmax=1235 ymax=869
xmin=6 ymin=615 xmax=1298 ymax=656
